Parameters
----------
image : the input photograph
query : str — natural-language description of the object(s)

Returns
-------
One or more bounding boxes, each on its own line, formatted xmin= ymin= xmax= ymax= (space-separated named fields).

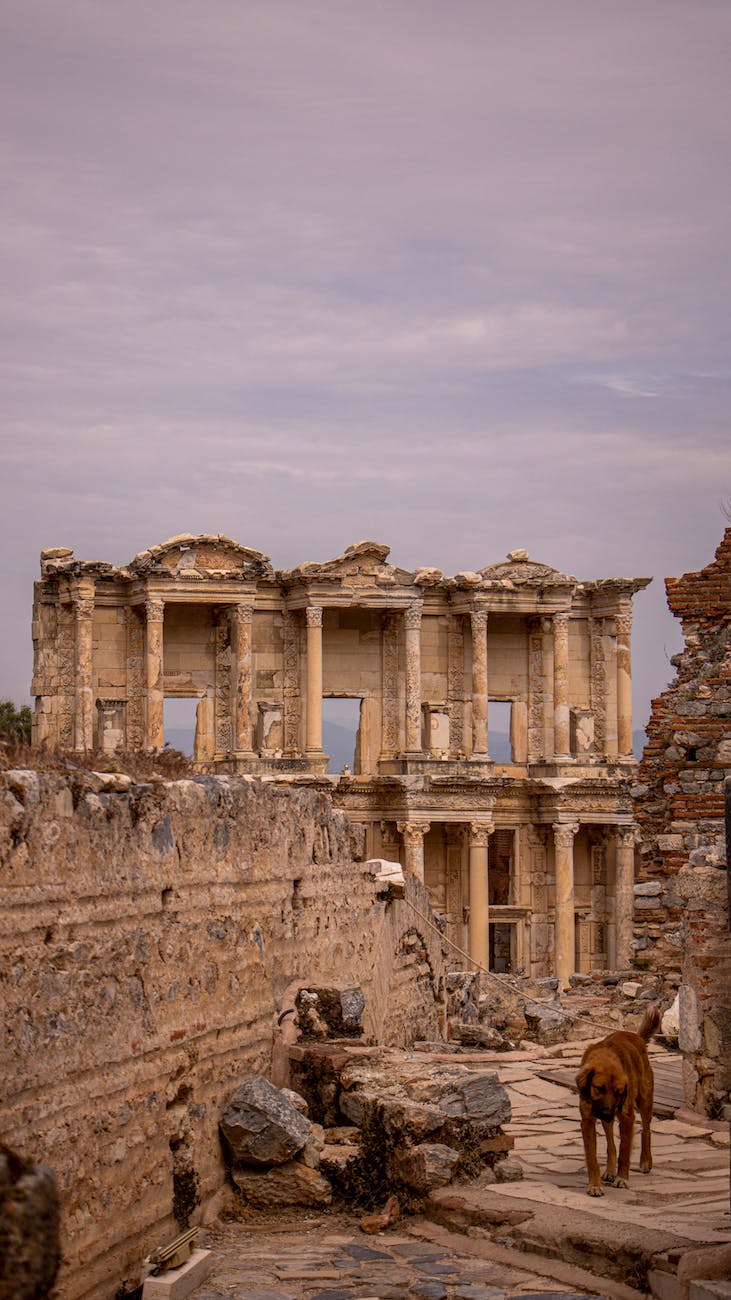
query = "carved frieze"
xmin=125 ymin=606 xmax=145 ymax=751
xmin=381 ymin=613 xmax=400 ymax=757
xmin=214 ymin=609 xmax=232 ymax=752
xmin=447 ymin=614 xmax=465 ymax=757
xmin=590 ymin=616 xmax=607 ymax=753
xmin=527 ymin=616 xmax=544 ymax=762
xmin=283 ymin=610 xmax=301 ymax=753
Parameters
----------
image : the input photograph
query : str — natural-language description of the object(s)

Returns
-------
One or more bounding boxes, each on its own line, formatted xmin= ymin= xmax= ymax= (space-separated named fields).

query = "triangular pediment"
xmin=128 ymin=534 xmax=273 ymax=579
xmin=479 ymin=551 xmax=576 ymax=585
xmin=282 ymin=541 xmax=416 ymax=588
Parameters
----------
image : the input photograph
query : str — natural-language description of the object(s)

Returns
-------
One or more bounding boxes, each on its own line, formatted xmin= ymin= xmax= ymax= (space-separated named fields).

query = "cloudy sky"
xmin=1 ymin=0 xmax=729 ymax=730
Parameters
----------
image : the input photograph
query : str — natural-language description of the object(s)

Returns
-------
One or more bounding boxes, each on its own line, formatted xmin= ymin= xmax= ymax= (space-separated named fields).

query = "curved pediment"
xmin=281 ymin=540 xmax=417 ymax=588
xmin=479 ymin=551 xmax=576 ymax=586
xmin=128 ymin=534 xmax=273 ymax=580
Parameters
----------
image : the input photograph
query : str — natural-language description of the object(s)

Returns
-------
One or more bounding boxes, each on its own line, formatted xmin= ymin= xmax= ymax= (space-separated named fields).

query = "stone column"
xmin=397 ymin=821 xmax=429 ymax=882
xmin=305 ymin=605 xmax=323 ymax=754
xmin=404 ymin=602 xmax=423 ymax=755
xmin=231 ymin=602 xmax=254 ymax=754
xmin=145 ymin=598 xmax=165 ymax=751
xmin=73 ymin=586 xmax=95 ymax=751
xmin=553 ymin=611 xmax=571 ymax=760
xmin=616 ymin=610 xmax=634 ymax=758
xmin=553 ymin=822 xmax=579 ymax=987
xmin=615 ymin=825 xmax=636 ymax=968
xmin=471 ymin=608 xmax=490 ymax=759
xmin=468 ymin=823 xmax=491 ymax=971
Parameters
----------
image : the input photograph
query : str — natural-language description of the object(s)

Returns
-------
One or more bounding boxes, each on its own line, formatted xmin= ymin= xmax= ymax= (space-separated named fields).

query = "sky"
xmin=1 ymin=0 xmax=730 ymax=732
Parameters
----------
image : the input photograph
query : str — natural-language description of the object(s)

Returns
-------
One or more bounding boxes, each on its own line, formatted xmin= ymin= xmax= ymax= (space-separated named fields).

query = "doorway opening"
xmin=489 ymin=922 xmax=514 ymax=973
xmin=164 ymin=697 xmax=198 ymax=757
xmin=322 ymin=697 xmax=363 ymax=773
xmin=489 ymin=700 xmax=512 ymax=762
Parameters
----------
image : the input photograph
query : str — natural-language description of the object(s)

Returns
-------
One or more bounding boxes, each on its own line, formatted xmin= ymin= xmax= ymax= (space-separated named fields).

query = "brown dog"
xmin=576 ymin=1004 xmax=660 ymax=1196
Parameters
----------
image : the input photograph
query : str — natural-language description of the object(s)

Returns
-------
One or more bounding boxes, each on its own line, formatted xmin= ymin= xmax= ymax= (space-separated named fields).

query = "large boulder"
xmin=220 ymin=1076 xmax=311 ymax=1166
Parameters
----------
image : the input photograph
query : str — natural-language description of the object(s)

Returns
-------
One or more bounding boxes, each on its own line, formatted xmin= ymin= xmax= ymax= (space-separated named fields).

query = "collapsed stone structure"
xmin=31 ymin=535 xmax=650 ymax=983
xmin=634 ymin=528 xmax=731 ymax=1113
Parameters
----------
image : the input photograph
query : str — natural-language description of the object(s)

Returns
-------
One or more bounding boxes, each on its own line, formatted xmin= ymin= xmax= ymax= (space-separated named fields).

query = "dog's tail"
xmin=638 ymin=1004 xmax=661 ymax=1042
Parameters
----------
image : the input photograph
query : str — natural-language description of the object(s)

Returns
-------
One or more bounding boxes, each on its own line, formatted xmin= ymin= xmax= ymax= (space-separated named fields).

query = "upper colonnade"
xmin=32 ymin=534 xmax=650 ymax=769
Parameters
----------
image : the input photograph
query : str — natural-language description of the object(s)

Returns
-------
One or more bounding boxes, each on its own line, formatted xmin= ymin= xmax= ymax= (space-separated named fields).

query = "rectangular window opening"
xmin=163 ymin=696 xmax=198 ymax=757
xmin=489 ymin=700 xmax=512 ymax=762
xmin=322 ymin=697 xmax=363 ymax=774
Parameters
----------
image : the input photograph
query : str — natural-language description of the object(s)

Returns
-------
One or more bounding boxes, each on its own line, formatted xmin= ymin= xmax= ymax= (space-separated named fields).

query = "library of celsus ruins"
xmin=31 ymin=535 xmax=651 ymax=984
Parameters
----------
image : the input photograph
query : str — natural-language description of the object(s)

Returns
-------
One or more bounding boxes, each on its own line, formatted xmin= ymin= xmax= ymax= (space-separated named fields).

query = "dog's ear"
xmin=576 ymin=1066 xmax=593 ymax=1099
xmin=617 ymin=1085 xmax=628 ymax=1112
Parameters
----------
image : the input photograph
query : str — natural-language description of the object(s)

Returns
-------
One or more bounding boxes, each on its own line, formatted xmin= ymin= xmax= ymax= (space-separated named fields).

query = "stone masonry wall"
xmin=0 ymin=769 xmax=444 ymax=1300
xmin=634 ymin=528 xmax=731 ymax=973
xmin=676 ymin=856 xmax=731 ymax=1114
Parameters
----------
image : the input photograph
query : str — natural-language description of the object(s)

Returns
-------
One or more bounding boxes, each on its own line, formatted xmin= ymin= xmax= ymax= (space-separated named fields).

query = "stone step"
xmin=422 ymin=1180 xmax=731 ymax=1297
xmin=406 ymin=1218 xmax=644 ymax=1300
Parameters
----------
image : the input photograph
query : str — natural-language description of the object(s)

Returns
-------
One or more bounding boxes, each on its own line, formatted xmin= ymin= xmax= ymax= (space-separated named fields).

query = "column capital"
xmin=553 ymin=609 xmax=570 ymax=631
xmin=397 ymin=820 xmax=430 ymax=843
xmin=616 ymin=824 xmax=637 ymax=848
xmin=306 ymin=604 xmax=323 ymax=628
xmin=145 ymin=597 xmax=165 ymax=622
xmin=470 ymin=607 xmax=488 ymax=631
xmin=469 ymin=821 xmax=492 ymax=846
xmin=615 ymin=609 xmax=632 ymax=638
xmin=74 ymin=596 xmax=95 ymax=619
xmin=404 ymin=601 xmax=423 ymax=630
xmin=552 ymin=821 xmax=579 ymax=845
xmin=232 ymin=600 xmax=254 ymax=623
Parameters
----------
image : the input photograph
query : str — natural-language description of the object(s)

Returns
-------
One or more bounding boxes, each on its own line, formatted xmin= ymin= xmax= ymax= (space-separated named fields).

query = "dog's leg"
xmin=616 ymin=1107 xmax=634 ymax=1188
xmin=581 ymin=1110 xmax=603 ymax=1196
xmin=601 ymin=1118 xmax=617 ymax=1184
xmin=638 ymin=1072 xmax=654 ymax=1173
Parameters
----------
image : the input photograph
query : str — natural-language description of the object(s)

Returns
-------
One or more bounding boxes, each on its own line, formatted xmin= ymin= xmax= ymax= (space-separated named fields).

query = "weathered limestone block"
xmin=295 ymin=985 xmax=365 ymax=1039
xmin=230 ymin=1160 xmax=332 ymax=1207
xmin=219 ymin=1076 xmax=311 ymax=1166
xmin=392 ymin=1142 xmax=460 ymax=1192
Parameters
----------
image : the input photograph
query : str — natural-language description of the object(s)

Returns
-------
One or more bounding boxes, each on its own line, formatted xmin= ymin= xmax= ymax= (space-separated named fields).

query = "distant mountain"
xmin=323 ymin=720 xmax=357 ymax=772
xmin=165 ymin=724 xmax=195 ymax=756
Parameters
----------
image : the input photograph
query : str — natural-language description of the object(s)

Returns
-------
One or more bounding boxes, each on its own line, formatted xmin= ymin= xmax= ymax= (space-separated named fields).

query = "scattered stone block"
xmin=230 ymin=1160 xmax=332 ymax=1207
xmin=220 ymin=1076 xmax=311 ymax=1166
xmin=142 ymin=1249 xmax=211 ymax=1299
xmin=392 ymin=1142 xmax=460 ymax=1192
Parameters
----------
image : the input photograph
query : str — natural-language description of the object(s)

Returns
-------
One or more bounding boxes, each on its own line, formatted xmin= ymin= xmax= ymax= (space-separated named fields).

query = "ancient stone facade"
xmin=31 ymin=536 xmax=650 ymax=983
xmin=0 ymin=768 xmax=443 ymax=1300
xmin=634 ymin=528 xmax=731 ymax=972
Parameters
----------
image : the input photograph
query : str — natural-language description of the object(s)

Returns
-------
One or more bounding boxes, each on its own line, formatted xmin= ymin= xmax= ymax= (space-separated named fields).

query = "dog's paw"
xmin=602 ymin=1171 xmax=616 ymax=1184
xmin=587 ymin=1184 xmax=604 ymax=1197
xmin=614 ymin=1176 xmax=629 ymax=1189
xmin=640 ymin=1159 xmax=652 ymax=1174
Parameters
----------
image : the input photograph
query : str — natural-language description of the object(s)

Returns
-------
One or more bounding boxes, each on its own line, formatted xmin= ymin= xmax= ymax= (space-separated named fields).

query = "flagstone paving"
xmin=193 ymin=1044 xmax=730 ymax=1300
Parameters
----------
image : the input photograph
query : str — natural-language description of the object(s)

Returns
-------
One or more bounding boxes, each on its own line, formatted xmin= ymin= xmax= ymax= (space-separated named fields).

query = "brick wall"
xmin=634 ymin=529 xmax=731 ymax=973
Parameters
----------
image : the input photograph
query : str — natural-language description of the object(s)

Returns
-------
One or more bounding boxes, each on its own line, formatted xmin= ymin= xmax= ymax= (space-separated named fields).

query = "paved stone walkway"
xmin=194 ymin=1043 xmax=730 ymax=1300
xmin=501 ymin=1041 xmax=730 ymax=1242
xmin=198 ymin=1215 xmax=601 ymax=1299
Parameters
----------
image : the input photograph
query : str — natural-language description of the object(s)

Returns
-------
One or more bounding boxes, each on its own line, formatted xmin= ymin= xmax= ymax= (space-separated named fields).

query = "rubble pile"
xmin=220 ymin=982 xmax=516 ymax=1213
xmin=445 ymin=967 xmax=673 ymax=1048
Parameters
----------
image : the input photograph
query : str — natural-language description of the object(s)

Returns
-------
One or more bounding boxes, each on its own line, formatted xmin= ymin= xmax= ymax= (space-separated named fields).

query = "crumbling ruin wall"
xmin=0 ymin=769 xmax=444 ymax=1300
xmin=675 ymin=853 xmax=731 ymax=1115
xmin=634 ymin=528 xmax=731 ymax=974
